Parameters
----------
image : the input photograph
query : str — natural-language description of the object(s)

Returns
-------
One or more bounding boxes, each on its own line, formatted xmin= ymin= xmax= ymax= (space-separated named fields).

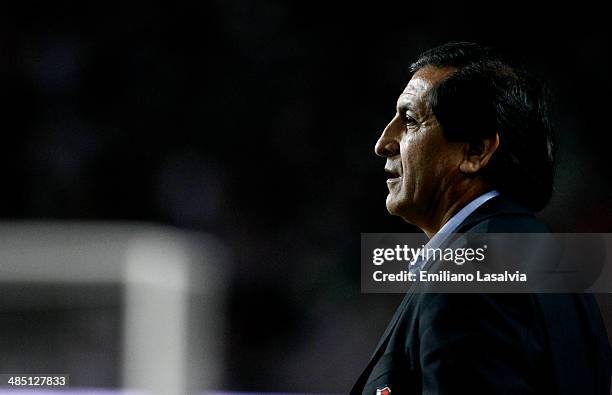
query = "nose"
xmin=375 ymin=118 xmax=400 ymax=157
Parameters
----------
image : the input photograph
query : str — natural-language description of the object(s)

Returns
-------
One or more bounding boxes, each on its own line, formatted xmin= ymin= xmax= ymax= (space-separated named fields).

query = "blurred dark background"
xmin=2 ymin=2 xmax=612 ymax=393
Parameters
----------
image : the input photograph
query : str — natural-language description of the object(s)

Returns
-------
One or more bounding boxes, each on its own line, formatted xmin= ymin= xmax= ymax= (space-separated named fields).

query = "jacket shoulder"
xmin=458 ymin=194 xmax=549 ymax=233
xmin=466 ymin=213 xmax=549 ymax=233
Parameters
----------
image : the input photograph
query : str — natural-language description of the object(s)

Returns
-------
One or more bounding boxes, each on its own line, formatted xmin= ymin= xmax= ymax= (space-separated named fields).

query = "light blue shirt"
xmin=409 ymin=190 xmax=500 ymax=274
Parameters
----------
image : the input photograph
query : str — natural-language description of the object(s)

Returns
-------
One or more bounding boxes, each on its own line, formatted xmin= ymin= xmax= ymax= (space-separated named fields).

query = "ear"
xmin=459 ymin=133 xmax=500 ymax=174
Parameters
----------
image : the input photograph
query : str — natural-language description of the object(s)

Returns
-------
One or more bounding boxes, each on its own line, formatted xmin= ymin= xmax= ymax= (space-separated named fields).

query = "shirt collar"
xmin=427 ymin=189 xmax=500 ymax=248
xmin=408 ymin=190 xmax=500 ymax=274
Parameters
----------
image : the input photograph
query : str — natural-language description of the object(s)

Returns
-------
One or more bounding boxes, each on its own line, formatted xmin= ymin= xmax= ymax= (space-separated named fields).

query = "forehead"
xmin=397 ymin=66 xmax=455 ymax=112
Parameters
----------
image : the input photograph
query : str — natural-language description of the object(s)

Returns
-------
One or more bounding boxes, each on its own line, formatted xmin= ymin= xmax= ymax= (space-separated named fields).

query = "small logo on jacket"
xmin=376 ymin=386 xmax=391 ymax=395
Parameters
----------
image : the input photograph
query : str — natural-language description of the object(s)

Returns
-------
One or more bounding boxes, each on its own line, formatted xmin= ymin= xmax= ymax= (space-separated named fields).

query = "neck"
xmin=420 ymin=183 xmax=491 ymax=238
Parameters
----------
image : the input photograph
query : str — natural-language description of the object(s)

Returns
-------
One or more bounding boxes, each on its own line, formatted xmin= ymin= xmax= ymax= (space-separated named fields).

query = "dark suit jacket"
xmin=352 ymin=195 xmax=612 ymax=394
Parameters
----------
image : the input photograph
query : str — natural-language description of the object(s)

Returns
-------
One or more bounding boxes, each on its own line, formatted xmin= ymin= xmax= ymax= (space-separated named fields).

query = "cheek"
xmin=431 ymin=148 xmax=464 ymax=187
xmin=430 ymin=145 xmax=452 ymax=172
xmin=398 ymin=129 xmax=458 ymax=186
xmin=399 ymin=134 xmax=426 ymax=172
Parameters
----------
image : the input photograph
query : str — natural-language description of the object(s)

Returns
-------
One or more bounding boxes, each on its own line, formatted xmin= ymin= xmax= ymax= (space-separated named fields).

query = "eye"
xmin=405 ymin=114 xmax=418 ymax=128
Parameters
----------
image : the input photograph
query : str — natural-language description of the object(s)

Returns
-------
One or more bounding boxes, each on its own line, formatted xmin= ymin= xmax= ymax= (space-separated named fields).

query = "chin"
xmin=385 ymin=195 xmax=403 ymax=217
xmin=386 ymin=194 xmax=418 ymax=221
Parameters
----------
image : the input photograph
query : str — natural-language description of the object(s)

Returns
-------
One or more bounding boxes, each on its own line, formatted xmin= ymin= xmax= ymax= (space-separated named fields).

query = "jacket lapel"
xmin=352 ymin=195 xmax=532 ymax=393
xmin=351 ymin=291 xmax=415 ymax=394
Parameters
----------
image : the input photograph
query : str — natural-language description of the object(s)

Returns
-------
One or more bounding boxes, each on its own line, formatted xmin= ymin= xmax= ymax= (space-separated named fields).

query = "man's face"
xmin=375 ymin=66 xmax=463 ymax=225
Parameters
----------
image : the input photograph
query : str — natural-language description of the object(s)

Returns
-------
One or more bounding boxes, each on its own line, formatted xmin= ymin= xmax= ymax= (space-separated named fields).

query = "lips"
xmin=384 ymin=167 xmax=402 ymax=183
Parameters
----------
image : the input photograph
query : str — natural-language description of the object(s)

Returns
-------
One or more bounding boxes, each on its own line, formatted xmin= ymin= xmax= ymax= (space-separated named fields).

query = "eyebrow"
xmin=397 ymin=101 xmax=417 ymax=116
